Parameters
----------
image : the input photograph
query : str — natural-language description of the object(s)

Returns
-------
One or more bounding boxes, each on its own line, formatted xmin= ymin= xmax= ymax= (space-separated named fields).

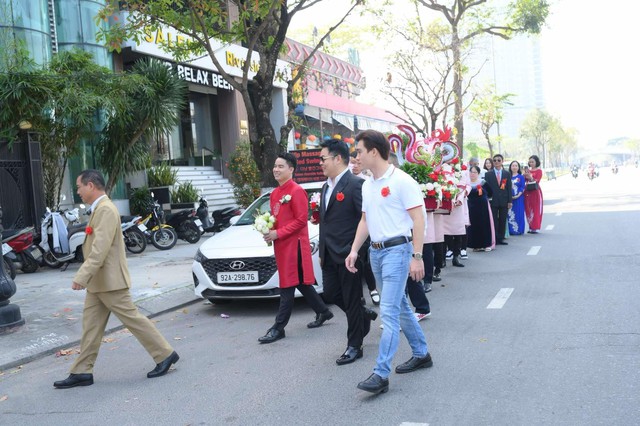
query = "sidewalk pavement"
xmin=0 ymin=237 xmax=209 ymax=371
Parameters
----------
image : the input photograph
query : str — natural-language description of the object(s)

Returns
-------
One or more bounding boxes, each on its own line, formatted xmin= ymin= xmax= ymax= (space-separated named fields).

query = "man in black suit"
xmin=315 ymin=139 xmax=377 ymax=365
xmin=484 ymin=154 xmax=512 ymax=245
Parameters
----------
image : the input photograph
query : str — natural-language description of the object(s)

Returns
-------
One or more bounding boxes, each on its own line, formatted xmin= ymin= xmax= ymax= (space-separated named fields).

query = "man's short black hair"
xmin=78 ymin=169 xmax=106 ymax=190
xmin=278 ymin=152 xmax=298 ymax=171
xmin=320 ymin=138 xmax=350 ymax=165
xmin=355 ymin=129 xmax=389 ymax=160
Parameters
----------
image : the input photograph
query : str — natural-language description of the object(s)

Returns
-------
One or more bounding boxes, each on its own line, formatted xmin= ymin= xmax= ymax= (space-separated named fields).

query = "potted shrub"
xmin=129 ymin=186 xmax=154 ymax=216
xmin=170 ymin=181 xmax=200 ymax=211
xmin=147 ymin=162 xmax=177 ymax=205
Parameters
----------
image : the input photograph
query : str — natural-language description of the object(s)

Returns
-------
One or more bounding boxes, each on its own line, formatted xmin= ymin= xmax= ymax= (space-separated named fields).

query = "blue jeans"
xmin=369 ymin=242 xmax=428 ymax=378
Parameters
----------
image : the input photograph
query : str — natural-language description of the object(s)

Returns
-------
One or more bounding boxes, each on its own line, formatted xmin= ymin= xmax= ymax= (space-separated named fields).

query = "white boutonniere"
xmin=280 ymin=194 xmax=292 ymax=204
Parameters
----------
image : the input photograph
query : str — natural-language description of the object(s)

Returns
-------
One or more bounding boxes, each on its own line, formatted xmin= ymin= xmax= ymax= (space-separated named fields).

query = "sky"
xmin=289 ymin=0 xmax=640 ymax=148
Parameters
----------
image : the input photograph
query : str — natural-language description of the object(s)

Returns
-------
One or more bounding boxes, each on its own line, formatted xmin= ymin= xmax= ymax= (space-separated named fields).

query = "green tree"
xmin=97 ymin=0 xmax=360 ymax=186
xmin=96 ymin=59 xmax=187 ymax=195
xmin=469 ymin=85 xmax=513 ymax=158
xmin=520 ymin=108 xmax=557 ymax=168
xmin=39 ymin=50 xmax=118 ymax=208
xmin=414 ymin=0 xmax=549 ymax=152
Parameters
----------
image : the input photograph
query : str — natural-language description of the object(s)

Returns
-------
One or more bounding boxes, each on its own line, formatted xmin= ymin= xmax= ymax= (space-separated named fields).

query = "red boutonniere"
xmin=336 ymin=192 xmax=345 ymax=202
xmin=85 ymin=226 xmax=93 ymax=235
xmin=476 ymin=185 xmax=483 ymax=196
xmin=381 ymin=186 xmax=391 ymax=197
xmin=500 ymin=178 xmax=506 ymax=190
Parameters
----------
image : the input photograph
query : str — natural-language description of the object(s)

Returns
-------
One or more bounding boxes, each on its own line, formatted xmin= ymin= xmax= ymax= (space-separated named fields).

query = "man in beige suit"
xmin=54 ymin=170 xmax=179 ymax=389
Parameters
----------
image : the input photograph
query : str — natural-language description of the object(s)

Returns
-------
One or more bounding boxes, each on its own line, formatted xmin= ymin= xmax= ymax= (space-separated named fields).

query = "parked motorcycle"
xmin=196 ymin=196 xmax=241 ymax=234
xmin=165 ymin=208 xmax=203 ymax=244
xmin=139 ymin=198 xmax=178 ymax=250
xmin=39 ymin=205 xmax=88 ymax=269
xmin=1 ymin=226 xmax=42 ymax=274
xmin=121 ymin=215 xmax=148 ymax=254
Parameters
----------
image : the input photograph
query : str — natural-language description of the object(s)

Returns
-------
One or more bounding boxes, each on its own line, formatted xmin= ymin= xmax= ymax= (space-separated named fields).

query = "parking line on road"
xmin=527 ymin=246 xmax=541 ymax=256
xmin=555 ymin=212 xmax=562 ymax=216
xmin=487 ymin=288 xmax=514 ymax=309
xmin=545 ymin=225 xmax=555 ymax=231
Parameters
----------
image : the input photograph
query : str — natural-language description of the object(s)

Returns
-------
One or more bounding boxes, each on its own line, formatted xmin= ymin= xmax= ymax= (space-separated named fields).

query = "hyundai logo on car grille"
xmin=229 ymin=260 xmax=246 ymax=270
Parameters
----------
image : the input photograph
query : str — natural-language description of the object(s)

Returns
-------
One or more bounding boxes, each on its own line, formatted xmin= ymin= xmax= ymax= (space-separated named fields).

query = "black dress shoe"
xmin=364 ymin=308 xmax=378 ymax=321
xmin=336 ymin=346 xmax=363 ymax=365
xmin=452 ymin=256 xmax=465 ymax=267
xmin=497 ymin=240 xmax=509 ymax=245
xmin=395 ymin=353 xmax=433 ymax=374
xmin=258 ymin=328 xmax=285 ymax=344
xmin=307 ymin=310 xmax=334 ymax=328
xmin=53 ymin=373 xmax=94 ymax=389
xmin=432 ymin=271 xmax=442 ymax=282
xmin=357 ymin=373 xmax=389 ymax=394
xmin=147 ymin=351 xmax=180 ymax=378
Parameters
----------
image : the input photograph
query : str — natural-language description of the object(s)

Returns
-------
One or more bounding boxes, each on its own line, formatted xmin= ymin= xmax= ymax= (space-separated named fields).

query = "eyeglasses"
xmin=319 ymin=155 xmax=337 ymax=163
xmin=493 ymin=159 xmax=502 ymax=163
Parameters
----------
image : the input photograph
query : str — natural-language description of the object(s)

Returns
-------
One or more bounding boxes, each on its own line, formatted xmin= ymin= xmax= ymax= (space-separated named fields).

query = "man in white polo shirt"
xmin=346 ymin=130 xmax=433 ymax=394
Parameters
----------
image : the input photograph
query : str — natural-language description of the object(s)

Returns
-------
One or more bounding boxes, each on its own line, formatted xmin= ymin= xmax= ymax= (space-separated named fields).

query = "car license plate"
xmin=137 ymin=223 xmax=147 ymax=232
xmin=217 ymin=271 xmax=259 ymax=283
xmin=2 ymin=243 xmax=11 ymax=255
xmin=194 ymin=219 xmax=203 ymax=226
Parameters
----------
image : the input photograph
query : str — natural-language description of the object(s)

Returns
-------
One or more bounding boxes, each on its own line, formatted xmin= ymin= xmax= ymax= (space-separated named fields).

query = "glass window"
xmin=13 ymin=28 xmax=51 ymax=65
xmin=55 ymin=0 xmax=82 ymax=44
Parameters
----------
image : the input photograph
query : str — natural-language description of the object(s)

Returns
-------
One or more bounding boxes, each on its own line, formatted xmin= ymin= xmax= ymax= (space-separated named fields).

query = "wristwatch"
xmin=412 ymin=252 xmax=423 ymax=260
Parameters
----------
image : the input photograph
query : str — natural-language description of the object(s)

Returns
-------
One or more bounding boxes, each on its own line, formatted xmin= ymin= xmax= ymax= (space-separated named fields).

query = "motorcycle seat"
xmin=120 ymin=215 xmax=138 ymax=223
xmin=67 ymin=223 xmax=87 ymax=237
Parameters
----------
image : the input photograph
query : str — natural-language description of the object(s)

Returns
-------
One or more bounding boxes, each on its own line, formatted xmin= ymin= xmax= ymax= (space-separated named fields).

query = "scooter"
xmin=2 ymin=242 xmax=17 ymax=280
xmin=1 ymin=226 xmax=42 ymax=274
xmin=39 ymin=205 xmax=88 ymax=270
xmin=196 ymin=196 xmax=241 ymax=234
xmin=121 ymin=215 xmax=148 ymax=254
xmin=165 ymin=208 xmax=203 ymax=244
xmin=571 ymin=167 xmax=579 ymax=179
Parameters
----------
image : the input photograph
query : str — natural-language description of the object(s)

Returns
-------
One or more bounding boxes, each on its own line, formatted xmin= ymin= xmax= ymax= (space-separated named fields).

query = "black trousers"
xmin=274 ymin=246 xmax=327 ymax=331
xmin=360 ymin=246 xmax=376 ymax=292
xmin=491 ymin=205 xmax=508 ymax=242
xmin=407 ymin=244 xmax=431 ymax=314
xmin=433 ymin=242 xmax=445 ymax=272
xmin=445 ymin=234 xmax=462 ymax=256
xmin=322 ymin=256 xmax=366 ymax=347
xmin=422 ymin=243 xmax=434 ymax=284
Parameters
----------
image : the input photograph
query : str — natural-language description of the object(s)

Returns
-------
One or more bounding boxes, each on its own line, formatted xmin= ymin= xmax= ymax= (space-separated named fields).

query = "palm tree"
xmin=97 ymin=58 xmax=187 ymax=195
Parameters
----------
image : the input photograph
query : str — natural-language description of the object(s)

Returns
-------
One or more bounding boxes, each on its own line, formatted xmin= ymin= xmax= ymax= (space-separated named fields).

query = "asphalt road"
xmin=1 ymin=166 xmax=639 ymax=425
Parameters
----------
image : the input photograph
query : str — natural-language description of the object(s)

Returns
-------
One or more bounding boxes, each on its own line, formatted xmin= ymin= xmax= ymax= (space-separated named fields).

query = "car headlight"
xmin=310 ymin=240 xmax=319 ymax=255
xmin=194 ymin=249 xmax=207 ymax=263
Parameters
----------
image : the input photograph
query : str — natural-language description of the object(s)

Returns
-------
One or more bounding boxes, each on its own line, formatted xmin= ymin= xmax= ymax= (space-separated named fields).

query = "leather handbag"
xmin=525 ymin=181 xmax=539 ymax=191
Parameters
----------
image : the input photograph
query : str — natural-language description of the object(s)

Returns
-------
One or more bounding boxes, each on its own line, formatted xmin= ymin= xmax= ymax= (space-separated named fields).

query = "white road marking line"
xmin=399 ymin=423 xmax=429 ymax=426
xmin=527 ymin=246 xmax=541 ymax=256
xmin=545 ymin=224 xmax=554 ymax=231
xmin=555 ymin=212 xmax=562 ymax=216
xmin=487 ymin=288 xmax=514 ymax=309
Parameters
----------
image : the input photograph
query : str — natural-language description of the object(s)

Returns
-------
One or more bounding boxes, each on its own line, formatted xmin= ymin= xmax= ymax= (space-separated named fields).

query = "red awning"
xmin=306 ymin=90 xmax=405 ymax=124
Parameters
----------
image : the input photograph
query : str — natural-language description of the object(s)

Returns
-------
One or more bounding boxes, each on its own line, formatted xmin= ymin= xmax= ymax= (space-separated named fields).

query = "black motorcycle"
xmin=196 ymin=196 xmax=241 ymax=234
xmin=571 ymin=167 xmax=579 ymax=179
xmin=165 ymin=208 xmax=203 ymax=244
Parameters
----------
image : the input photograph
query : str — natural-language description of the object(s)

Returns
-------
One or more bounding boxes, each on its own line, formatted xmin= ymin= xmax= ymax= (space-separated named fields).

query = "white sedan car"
xmin=192 ymin=182 xmax=324 ymax=302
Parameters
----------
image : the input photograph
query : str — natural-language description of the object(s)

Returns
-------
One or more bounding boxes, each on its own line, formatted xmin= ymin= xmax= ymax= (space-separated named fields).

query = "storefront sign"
xmin=176 ymin=64 xmax=233 ymax=91
xmin=290 ymin=149 xmax=324 ymax=184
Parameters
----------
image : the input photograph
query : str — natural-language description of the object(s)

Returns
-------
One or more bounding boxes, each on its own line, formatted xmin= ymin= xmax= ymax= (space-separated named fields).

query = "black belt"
xmin=370 ymin=236 xmax=412 ymax=250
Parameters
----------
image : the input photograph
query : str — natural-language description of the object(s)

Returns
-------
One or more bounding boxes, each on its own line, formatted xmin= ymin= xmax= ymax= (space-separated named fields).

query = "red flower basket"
xmin=312 ymin=211 xmax=320 ymax=222
xmin=441 ymin=199 xmax=452 ymax=210
xmin=424 ymin=198 xmax=437 ymax=212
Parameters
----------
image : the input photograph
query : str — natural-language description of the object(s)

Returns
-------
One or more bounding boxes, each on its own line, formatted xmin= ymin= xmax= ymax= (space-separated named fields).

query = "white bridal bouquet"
xmin=254 ymin=212 xmax=276 ymax=246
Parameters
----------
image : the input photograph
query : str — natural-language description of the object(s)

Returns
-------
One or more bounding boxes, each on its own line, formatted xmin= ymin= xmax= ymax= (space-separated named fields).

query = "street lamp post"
xmin=0 ymin=203 xmax=25 ymax=333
